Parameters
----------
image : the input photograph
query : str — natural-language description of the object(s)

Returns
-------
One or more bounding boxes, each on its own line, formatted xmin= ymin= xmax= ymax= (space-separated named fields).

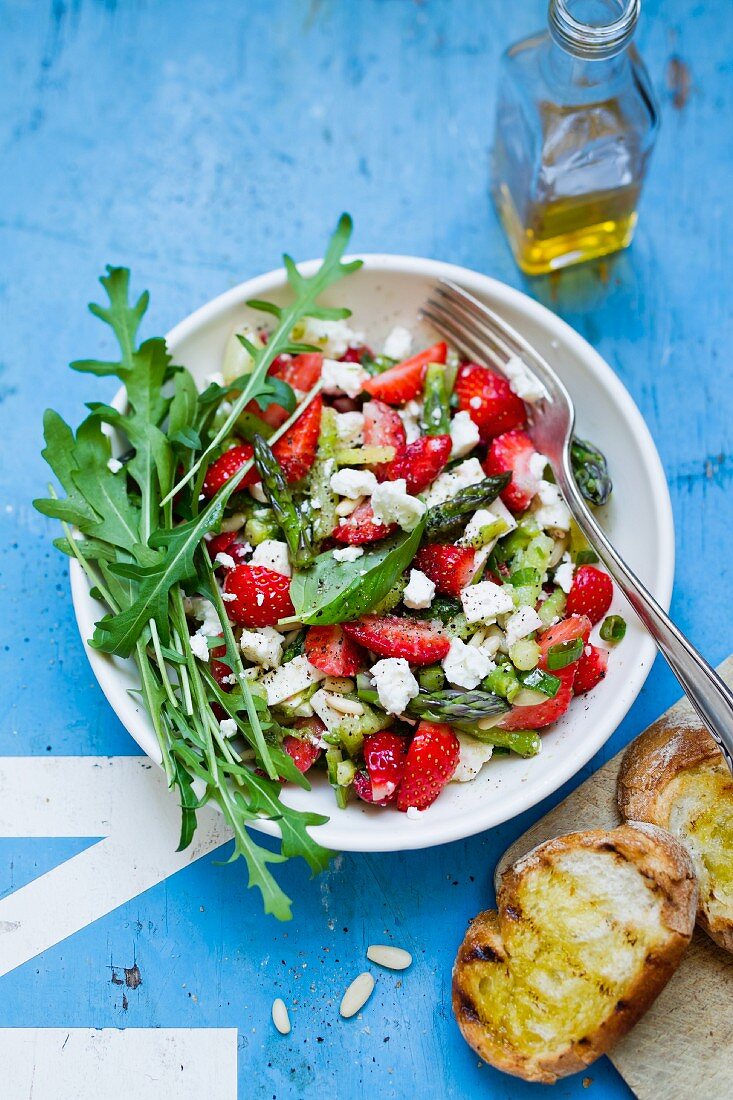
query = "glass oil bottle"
xmin=492 ymin=0 xmax=660 ymax=275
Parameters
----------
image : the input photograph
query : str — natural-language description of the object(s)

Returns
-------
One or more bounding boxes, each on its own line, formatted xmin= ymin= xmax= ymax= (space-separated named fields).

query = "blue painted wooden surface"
xmin=1 ymin=0 xmax=731 ymax=1096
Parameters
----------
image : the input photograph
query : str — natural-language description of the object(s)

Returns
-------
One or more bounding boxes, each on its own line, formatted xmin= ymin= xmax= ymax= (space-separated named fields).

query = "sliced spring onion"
xmin=600 ymin=614 xmax=627 ymax=643
xmin=546 ymin=637 xmax=584 ymax=670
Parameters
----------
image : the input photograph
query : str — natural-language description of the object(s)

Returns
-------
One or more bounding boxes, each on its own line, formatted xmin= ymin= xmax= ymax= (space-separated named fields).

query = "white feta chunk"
xmin=107 ymin=457 xmax=123 ymax=473
xmin=382 ymin=325 xmax=413 ymax=361
xmin=310 ymin=688 xmax=343 ymax=731
xmin=535 ymin=481 xmax=572 ymax=531
xmin=398 ymin=400 xmax=423 ymax=443
xmin=239 ymin=625 xmax=285 ymax=669
xmin=442 ymin=638 xmax=494 ymax=689
xmin=298 ymin=317 xmax=365 ymax=359
xmin=458 ymin=498 xmax=517 ymax=550
xmin=251 ymin=539 xmax=292 ymax=577
xmin=503 ymin=355 xmax=548 ymax=403
xmin=461 ymin=579 xmax=514 ymax=624
xmin=259 ymin=655 xmax=326 ymax=705
xmin=370 ymin=658 xmax=420 ymax=715
xmin=219 ymin=717 xmax=238 ymax=738
xmin=451 ymin=733 xmax=494 ymax=782
xmin=329 ymin=467 xmax=377 ymax=499
xmin=334 ymin=411 xmax=365 ymax=446
xmin=554 ymin=554 xmax=575 ymax=594
xmin=424 ymin=458 xmax=486 ymax=507
xmin=402 ymin=568 xmax=436 ymax=610
xmin=370 ymin=478 xmax=426 ymax=532
xmin=189 ymin=633 xmax=210 ymax=661
xmin=504 ymin=606 xmax=544 ymax=649
xmin=529 ymin=452 xmax=549 ymax=481
xmin=185 ymin=597 xmax=221 ymax=638
xmin=333 ymin=545 xmax=364 ymax=562
xmin=215 ymin=551 xmax=236 ymax=570
xmin=321 ymin=357 xmax=369 ymax=399
xmin=449 ymin=410 xmax=481 ymax=459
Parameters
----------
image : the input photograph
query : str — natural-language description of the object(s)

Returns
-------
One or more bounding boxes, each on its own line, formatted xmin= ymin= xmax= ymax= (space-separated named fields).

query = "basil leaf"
xmin=290 ymin=518 xmax=426 ymax=625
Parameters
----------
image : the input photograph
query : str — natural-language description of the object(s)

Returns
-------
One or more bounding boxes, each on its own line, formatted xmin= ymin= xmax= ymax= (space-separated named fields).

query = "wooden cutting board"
xmin=497 ymin=657 xmax=733 ymax=1100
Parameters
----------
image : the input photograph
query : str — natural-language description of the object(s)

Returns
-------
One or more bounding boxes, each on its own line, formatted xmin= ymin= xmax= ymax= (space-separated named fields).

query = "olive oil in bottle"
xmin=492 ymin=0 xmax=659 ymax=275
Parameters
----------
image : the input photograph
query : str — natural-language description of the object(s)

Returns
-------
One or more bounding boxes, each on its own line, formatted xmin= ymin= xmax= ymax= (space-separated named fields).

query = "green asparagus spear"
xmin=252 ymin=434 xmax=315 ymax=567
xmin=424 ymin=474 xmax=510 ymax=542
xmin=422 ymin=362 xmax=450 ymax=436
xmin=570 ymin=437 xmax=612 ymax=506
xmin=310 ymin=407 xmax=340 ymax=543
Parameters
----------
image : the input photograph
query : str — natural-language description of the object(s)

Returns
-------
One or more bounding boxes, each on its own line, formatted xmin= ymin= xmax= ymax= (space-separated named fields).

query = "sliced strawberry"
xmin=415 ymin=544 xmax=477 ymax=598
xmin=248 ymin=353 xmax=323 ymax=429
xmin=574 ymin=644 xmax=609 ymax=695
xmin=497 ymin=614 xmax=592 ymax=730
xmin=206 ymin=530 xmax=237 ymax=560
xmin=354 ymin=768 xmax=385 ymax=806
xmin=340 ymin=345 xmax=372 ymax=363
xmin=484 ymin=429 xmax=540 ymax=512
xmin=332 ymin=501 xmax=398 ymax=545
xmin=455 ymin=362 xmax=526 ymax=442
xmin=362 ymin=731 xmax=408 ymax=803
xmin=282 ymin=728 xmax=323 ymax=774
xmin=362 ymin=342 xmax=447 ymax=405
xmin=202 ymin=443 xmax=258 ymax=498
xmin=343 ymin=615 xmax=450 ymax=665
xmin=223 ymin=564 xmax=294 ymax=627
xmin=565 ymin=565 xmax=613 ymax=625
xmin=362 ymin=400 xmax=406 ymax=478
xmin=396 ymin=721 xmax=459 ymax=811
xmin=387 ymin=434 xmax=452 ymax=494
xmin=270 ymin=395 xmax=322 ymax=483
xmin=305 ymin=625 xmax=365 ymax=676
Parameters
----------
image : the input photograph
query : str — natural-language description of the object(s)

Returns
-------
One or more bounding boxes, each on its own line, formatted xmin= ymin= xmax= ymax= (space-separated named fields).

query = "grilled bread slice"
xmin=452 ymin=824 xmax=696 ymax=1084
xmin=619 ymin=723 xmax=733 ymax=953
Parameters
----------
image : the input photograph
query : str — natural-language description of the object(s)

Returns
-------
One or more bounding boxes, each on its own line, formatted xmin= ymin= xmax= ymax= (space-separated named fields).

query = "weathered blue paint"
xmin=0 ymin=1 xmax=730 ymax=1096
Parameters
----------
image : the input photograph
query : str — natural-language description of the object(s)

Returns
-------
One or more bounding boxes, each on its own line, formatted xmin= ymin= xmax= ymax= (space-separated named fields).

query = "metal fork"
xmin=422 ymin=279 xmax=733 ymax=772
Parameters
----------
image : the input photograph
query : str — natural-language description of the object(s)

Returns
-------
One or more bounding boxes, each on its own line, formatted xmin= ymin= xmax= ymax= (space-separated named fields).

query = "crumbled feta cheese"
xmin=504 ymin=606 xmax=544 ymax=649
xmin=107 ymin=457 xmax=123 ymax=474
xmin=239 ymin=625 xmax=285 ymax=669
xmin=330 ymin=467 xmax=377 ymax=499
xmin=451 ymin=733 xmax=494 ymax=782
xmin=442 ymin=638 xmax=494 ymax=689
xmin=251 ymin=539 xmax=291 ymax=577
xmin=221 ymin=592 xmax=237 ymax=602
xmin=370 ymin=479 xmax=426 ymax=532
xmin=406 ymin=806 xmax=424 ymax=820
xmin=398 ymin=399 xmax=423 ymax=443
xmin=382 ymin=325 xmax=412 ymax=360
xmin=370 ymin=658 xmax=420 ymax=715
xmin=529 ymin=452 xmax=549 ymax=481
xmin=424 ymin=458 xmax=486 ymax=507
xmin=259 ymin=655 xmax=326 ymax=705
xmin=503 ymin=355 xmax=548 ymax=403
xmin=461 ymin=579 xmax=514 ymax=624
xmin=249 ymin=483 xmax=268 ymax=504
xmin=298 ymin=317 xmax=365 ymax=359
xmin=334 ymin=411 xmax=365 ymax=446
xmin=321 ymin=357 xmax=369 ymax=399
xmin=219 ymin=718 xmax=238 ymax=738
xmin=186 ymin=597 xmax=221 ymax=637
xmin=403 ymin=568 xmax=436 ymax=610
xmin=310 ymin=688 xmax=343 ymax=731
xmin=554 ymin=555 xmax=575 ymax=594
xmin=189 ymin=633 xmax=210 ymax=661
xmin=535 ymin=481 xmax=572 ymax=531
xmin=215 ymin=552 xmax=236 ymax=570
xmin=449 ymin=410 xmax=481 ymax=459
xmin=333 ymin=545 xmax=364 ymax=562
xmin=459 ymin=498 xmax=517 ymax=550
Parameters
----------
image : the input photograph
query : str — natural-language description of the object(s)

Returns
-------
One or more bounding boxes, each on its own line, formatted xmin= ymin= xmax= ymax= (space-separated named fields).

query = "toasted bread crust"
xmin=452 ymin=824 xmax=696 ymax=1084
xmin=619 ymin=723 xmax=733 ymax=953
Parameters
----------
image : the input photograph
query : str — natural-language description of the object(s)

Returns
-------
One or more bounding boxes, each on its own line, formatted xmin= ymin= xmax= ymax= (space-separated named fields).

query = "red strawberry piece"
xmin=305 ymin=625 xmax=365 ymax=676
xmin=574 ymin=644 xmax=609 ymax=695
xmin=282 ymin=729 xmax=322 ymax=774
xmin=248 ymin=353 xmax=323 ymax=428
xmin=497 ymin=614 xmax=592 ymax=730
xmin=206 ymin=530 xmax=237 ymax=560
xmin=270 ymin=395 xmax=322 ymax=483
xmin=339 ymin=345 xmax=372 ymax=363
xmin=455 ymin=362 xmax=526 ymax=442
xmin=387 ymin=434 xmax=452 ymax=494
xmin=342 ymin=615 xmax=450 ymax=665
xmin=202 ymin=443 xmax=258 ymax=498
xmin=223 ymin=564 xmax=294 ymax=627
xmin=396 ymin=721 xmax=460 ymax=811
xmin=362 ymin=731 xmax=408 ymax=803
xmin=354 ymin=768 xmax=386 ymax=806
xmin=363 ymin=400 xmax=406 ymax=478
xmin=415 ymin=544 xmax=477 ymax=598
xmin=362 ymin=342 xmax=447 ymax=405
xmin=565 ymin=565 xmax=613 ymax=625
xmin=332 ymin=501 xmax=398 ymax=544
xmin=484 ymin=429 xmax=540 ymax=513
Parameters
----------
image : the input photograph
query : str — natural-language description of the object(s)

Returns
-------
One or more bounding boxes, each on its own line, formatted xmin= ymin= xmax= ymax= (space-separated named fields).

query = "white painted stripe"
xmin=0 ymin=1028 xmax=238 ymax=1099
xmin=0 ymin=758 xmax=233 ymax=977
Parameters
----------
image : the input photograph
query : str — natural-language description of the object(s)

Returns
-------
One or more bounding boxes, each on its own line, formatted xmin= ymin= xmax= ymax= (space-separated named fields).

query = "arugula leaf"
xmin=290 ymin=518 xmax=426 ymax=625
xmin=33 ymin=411 xmax=101 ymax=529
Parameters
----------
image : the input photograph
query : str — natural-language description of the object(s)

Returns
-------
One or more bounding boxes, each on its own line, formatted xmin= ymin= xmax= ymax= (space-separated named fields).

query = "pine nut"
xmin=366 ymin=945 xmax=412 ymax=971
xmin=468 ymin=628 xmax=487 ymax=648
xmin=221 ymin=512 xmax=246 ymax=533
xmin=272 ymin=997 xmax=291 ymax=1035
xmin=322 ymin=676 xmax=355 ymax=694
xmin=323 ymin=692 xmax=363 ymax=716
xmin=336 ymin=495 xmax=363 ymax=516
xmin=340 ymin=972 xmax=375 ymax=1018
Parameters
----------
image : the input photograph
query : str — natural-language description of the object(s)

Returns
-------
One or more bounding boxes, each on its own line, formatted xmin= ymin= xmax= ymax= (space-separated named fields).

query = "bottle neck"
xmin=548 ymin=0 xmax=640 ymax=60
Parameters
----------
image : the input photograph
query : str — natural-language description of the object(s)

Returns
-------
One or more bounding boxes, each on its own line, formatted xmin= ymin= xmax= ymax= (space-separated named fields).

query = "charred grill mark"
xmin=456 ymin=989 xmax=480 ymax=1022
xmin=464 ymin=942 xmax=501 ymax=964
xmin=505 ymin=904 xmax=522 ymax=922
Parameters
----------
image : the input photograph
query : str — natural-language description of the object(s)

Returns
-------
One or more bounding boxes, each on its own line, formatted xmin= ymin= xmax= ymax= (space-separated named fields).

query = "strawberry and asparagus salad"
xmin=36 ymin=216 xmax=625 ymax=918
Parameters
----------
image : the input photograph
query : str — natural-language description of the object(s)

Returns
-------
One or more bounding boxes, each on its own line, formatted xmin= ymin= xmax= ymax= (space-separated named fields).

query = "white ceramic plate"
xmin=71 ymin=256 xmax=674 ymax=852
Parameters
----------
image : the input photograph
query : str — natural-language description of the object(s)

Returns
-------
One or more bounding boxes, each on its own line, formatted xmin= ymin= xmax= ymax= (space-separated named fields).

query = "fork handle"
xmin=557 ymin=457 xmax=733 ymax=774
